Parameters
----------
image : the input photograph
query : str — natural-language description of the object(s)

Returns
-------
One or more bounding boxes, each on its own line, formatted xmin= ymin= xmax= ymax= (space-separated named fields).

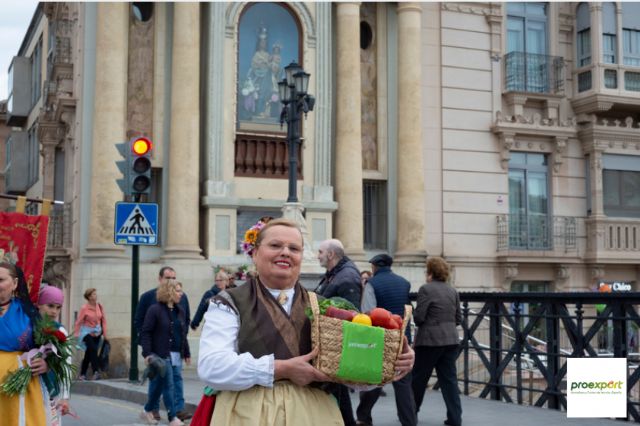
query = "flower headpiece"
xmin=241 ymin=216 xmax=273 ymax=256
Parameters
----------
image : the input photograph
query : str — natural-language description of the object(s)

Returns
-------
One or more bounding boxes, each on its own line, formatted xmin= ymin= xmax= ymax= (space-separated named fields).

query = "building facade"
xmin=2 ymin=2 xmax=640 ymax=374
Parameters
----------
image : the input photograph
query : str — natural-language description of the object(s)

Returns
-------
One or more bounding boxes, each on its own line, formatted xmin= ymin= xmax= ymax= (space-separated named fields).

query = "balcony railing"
xmin=234 ymin=134 xmax=302 ymax=179
xmin=586 ymin=217 xmax=640 ymax=261
xmin=409 ymin=292 xmax=640 ymax=421
xmin=47 ymin=204 xmax=72 ymax=250
xmin=497 ymin=214 xmax=576 ymax=252
xmin=504 ymin=52 xmax=564 ymax=94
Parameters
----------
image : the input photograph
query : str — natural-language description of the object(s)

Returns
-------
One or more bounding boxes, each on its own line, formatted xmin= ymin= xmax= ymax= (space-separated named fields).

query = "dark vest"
xmin=215 ymin=277 xmax=312 ymax=360
xmin=370 ymin=267 xmax=411 ymax=316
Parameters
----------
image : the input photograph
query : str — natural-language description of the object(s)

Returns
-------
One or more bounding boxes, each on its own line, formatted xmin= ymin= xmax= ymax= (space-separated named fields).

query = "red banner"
xmin=0 ymin=212 xmax=50 ymax=303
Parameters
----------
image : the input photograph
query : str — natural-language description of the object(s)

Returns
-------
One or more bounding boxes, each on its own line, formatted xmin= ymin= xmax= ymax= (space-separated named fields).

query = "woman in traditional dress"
xmin=198 ymin=218 xmax=415 ymax=425
xmin=0 ymin=261 xmax=51 ymax=425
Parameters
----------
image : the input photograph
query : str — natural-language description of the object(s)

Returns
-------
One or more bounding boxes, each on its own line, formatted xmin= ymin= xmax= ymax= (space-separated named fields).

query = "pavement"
xmin=71 ymin=369 xmax=623 ymax=425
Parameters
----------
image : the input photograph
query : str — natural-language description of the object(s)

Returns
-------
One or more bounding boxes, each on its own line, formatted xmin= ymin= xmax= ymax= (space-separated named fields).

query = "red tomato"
xmin=369 ymin=308 xmax=392 ymax=328
xmin=391 ymin=314 xmax=403 ymax=329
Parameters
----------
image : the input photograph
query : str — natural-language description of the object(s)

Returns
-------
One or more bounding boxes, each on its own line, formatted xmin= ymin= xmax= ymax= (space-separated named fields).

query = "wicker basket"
xmin=308 ymin=292 xmax=412 ymax=385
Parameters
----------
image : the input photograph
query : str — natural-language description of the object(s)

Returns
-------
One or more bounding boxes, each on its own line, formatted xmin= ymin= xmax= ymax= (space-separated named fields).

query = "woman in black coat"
xmin=411 ymin=257 xmax=462 ymax=426
xmin=140 ymin=279 xmax=190 ymax=426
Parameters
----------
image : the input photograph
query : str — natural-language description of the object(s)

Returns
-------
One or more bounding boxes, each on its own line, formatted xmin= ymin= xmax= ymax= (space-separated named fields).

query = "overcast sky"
xmin=0 ymin=1 xmax=39 ymax=100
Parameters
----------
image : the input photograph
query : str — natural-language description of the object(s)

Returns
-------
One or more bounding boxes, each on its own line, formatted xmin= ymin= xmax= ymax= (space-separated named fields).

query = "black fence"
xmin=504 ymin=51 xmax=564 ymax=94
xmin=410 ymin=292 xmax=640 ymax=421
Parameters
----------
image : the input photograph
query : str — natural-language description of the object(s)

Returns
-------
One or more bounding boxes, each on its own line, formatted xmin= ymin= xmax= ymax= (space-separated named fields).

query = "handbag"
xmin=98 ymin=338 xmax=111 ymax=372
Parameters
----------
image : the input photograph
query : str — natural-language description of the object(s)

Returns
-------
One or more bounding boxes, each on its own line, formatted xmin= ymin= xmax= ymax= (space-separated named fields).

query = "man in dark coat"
xmin=315 ymin=239 xmax=361 ymax=308
xmin=315 ymin=238 xmax=361 ymax=426
xmin=356 ymin=254 xmax=417 ymax=426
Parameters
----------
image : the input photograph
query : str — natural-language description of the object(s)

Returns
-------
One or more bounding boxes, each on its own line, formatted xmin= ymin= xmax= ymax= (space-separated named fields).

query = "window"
xmin=604 ymin=69 xmax=618 ymax=89
xmin=603 ymin=170 xmax=640 ymax=217
xmin=622 ymin=3 xmax=640 ymax=67
xmin=576 ymin=3 xmax=591 ymax=67
xmin=236 ymin=3 xmax=300 ymax=133
xmin=511 ymin=281 xmax=550 ymax=340
xmin=363 ymin=180 xmax=387 ymax=250
xmin=508 ymin=153 xmax=550 ymax=249
xmin=31 ymin=37 xmax=42 ymax=107
xmin=505 ymin=3 xmax=553 ymax=93
xmin=507 ymin=2 xmax=548 ymax=56
xmin=27 ymin=125 xmax=39 ymax=187
xmin=602 ymin=3 xmax=617 ymax=64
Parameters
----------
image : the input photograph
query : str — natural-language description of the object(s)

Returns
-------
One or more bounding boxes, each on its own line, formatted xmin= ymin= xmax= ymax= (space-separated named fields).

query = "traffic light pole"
xmin=129 ymin=194 xmax=141 ymax=382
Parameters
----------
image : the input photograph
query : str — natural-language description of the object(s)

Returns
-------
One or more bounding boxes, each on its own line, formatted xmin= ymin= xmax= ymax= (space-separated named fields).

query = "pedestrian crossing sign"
xmin=114 ymin=202 xmax=158 ymax=246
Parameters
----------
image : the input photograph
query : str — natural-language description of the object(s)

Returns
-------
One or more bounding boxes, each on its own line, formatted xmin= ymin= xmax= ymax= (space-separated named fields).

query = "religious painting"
xmin=237 ymin=3 xmax=300 ymax=133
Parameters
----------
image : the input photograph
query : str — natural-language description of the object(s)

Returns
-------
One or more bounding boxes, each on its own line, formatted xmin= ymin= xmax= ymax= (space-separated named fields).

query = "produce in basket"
xmin=308 ymin=292 xmax=411 ymax=386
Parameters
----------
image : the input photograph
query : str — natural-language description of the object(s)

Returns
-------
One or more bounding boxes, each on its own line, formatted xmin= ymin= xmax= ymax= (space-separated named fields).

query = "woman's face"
xmin=252 ymin=225 xmax=303 ymax=289
xmin=0 ymin=267 xmax=17 ymax=305
xmin=89 ymin=291 xmax=97 ymax=303
xmin=360 ymin=272 xmax=371 ymax=286
xmin=214 ymin=275 xmax=229 ymax=290
xmin=39 ymin=303 xmax=62 ymax=320
xmin=172 ymin=285 xmax=183 ymax=305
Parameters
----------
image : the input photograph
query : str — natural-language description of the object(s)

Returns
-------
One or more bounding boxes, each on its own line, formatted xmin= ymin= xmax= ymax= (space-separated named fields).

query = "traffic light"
xmin=115 ymin=141 xmax=131 ymax=197
xmin=130 ymin=136 xmax=152 ymax=196
xmin=115 ymin=136 xmax=153 ymax=198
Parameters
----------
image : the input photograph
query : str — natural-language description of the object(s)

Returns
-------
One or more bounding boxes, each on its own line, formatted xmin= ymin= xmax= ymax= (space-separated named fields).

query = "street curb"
xmin=71 ymin=380 xmax=198 ymax=412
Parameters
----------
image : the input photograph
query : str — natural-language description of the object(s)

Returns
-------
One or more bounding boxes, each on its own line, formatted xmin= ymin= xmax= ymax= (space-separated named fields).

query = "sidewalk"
xmin=71 ymin=370 xmax=622 ymax=425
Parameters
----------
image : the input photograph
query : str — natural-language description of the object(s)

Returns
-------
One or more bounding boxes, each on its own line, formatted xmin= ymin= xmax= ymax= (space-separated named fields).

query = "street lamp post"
xmin=277 ymin=62 xmax=317 ymax=265
xmin=278 ymin=62 xmax=315 ymax=203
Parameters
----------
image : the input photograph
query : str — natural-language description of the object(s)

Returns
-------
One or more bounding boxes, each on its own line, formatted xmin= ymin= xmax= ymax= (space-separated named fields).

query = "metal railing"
xmin=504 ymin=52 xmax=564 ymax=94
xmin=447 ymin=292 xmax=640 ymax=421
xmin=497 ymin=214 xmax=576 ymax=251
xmin=47 ymin=203 xmax=72 ymax=249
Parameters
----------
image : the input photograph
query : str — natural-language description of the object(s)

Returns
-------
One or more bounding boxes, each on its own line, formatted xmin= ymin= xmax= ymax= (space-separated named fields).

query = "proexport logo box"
xmin=567 ymin=358 xmax=626 ymax=418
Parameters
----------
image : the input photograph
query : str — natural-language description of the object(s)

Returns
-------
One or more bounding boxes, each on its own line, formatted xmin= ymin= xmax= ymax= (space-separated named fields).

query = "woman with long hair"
xmin=0 ymin=262 xmax=51 ymax=424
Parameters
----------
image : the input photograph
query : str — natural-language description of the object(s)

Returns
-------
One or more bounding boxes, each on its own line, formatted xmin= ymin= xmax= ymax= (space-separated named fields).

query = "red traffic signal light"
xmin=132 ymin=137 xmax=152 ymax=156
xmin=130 ymin=137 xmax=153 ymax=195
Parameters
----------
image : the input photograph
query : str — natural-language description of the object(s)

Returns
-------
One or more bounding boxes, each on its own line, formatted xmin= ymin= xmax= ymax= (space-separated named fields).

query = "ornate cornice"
xmin=492 ymin=111 xmax=577 ymax=171
xmin=578 ymin=115 xmax=640 ymax=150
xmin=441 ymin=2 xmax=496 ymax=17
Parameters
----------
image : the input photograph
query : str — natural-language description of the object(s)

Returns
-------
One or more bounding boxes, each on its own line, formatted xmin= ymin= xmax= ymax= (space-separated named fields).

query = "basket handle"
xmin=395 ymin=304 xmax=413 ymax=361
xmin=307 ymin=291 xmax=321 ymax=349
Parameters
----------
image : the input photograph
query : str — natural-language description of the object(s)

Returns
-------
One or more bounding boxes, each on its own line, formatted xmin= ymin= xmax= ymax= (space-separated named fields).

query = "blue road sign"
xmin=114 ymin=202 xmax=158 ymax=246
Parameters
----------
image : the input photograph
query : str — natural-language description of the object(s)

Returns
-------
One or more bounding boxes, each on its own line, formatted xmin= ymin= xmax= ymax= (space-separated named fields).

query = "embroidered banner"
xmin=0 ymin=212 xmax=50 ymax=303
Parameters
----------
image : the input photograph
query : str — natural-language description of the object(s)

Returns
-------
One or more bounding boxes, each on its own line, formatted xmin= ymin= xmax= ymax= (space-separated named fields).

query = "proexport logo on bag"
xmin=567 ymin=358 xmax=626 ymax=418
xmin=347 ymin=342 xmax=377 ymax=350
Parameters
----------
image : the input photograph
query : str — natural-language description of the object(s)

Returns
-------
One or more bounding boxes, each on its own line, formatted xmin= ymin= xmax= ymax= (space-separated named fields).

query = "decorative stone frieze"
xmin=441 ymin=2 xmax=495 ymax=17
xmin=492 ymin=111 xmax=577 ymax=170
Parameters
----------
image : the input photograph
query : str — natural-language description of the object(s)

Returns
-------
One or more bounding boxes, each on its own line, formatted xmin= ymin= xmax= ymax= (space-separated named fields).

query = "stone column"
xmin=334 ymin=2 xmax=365 ymax=260
xmin=589 ymin=3 xmax=603 ymax=90
xmin=163 ymin=3 xmax=202 ymax=259
xmin=86 ymin=2 xmax=128 ymax=257
xmin=395 ymin=2 xmax=426 ymax=262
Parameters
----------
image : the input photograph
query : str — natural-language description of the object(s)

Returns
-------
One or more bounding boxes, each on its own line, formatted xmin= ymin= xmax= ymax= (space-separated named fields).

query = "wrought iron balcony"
xmin=497 ymin=214 xmax=576 ymax=252
xmin=47 ymin=204 xmax=72 ymax=250
xmin=504 ymin=52 xmax=564 ymax=94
